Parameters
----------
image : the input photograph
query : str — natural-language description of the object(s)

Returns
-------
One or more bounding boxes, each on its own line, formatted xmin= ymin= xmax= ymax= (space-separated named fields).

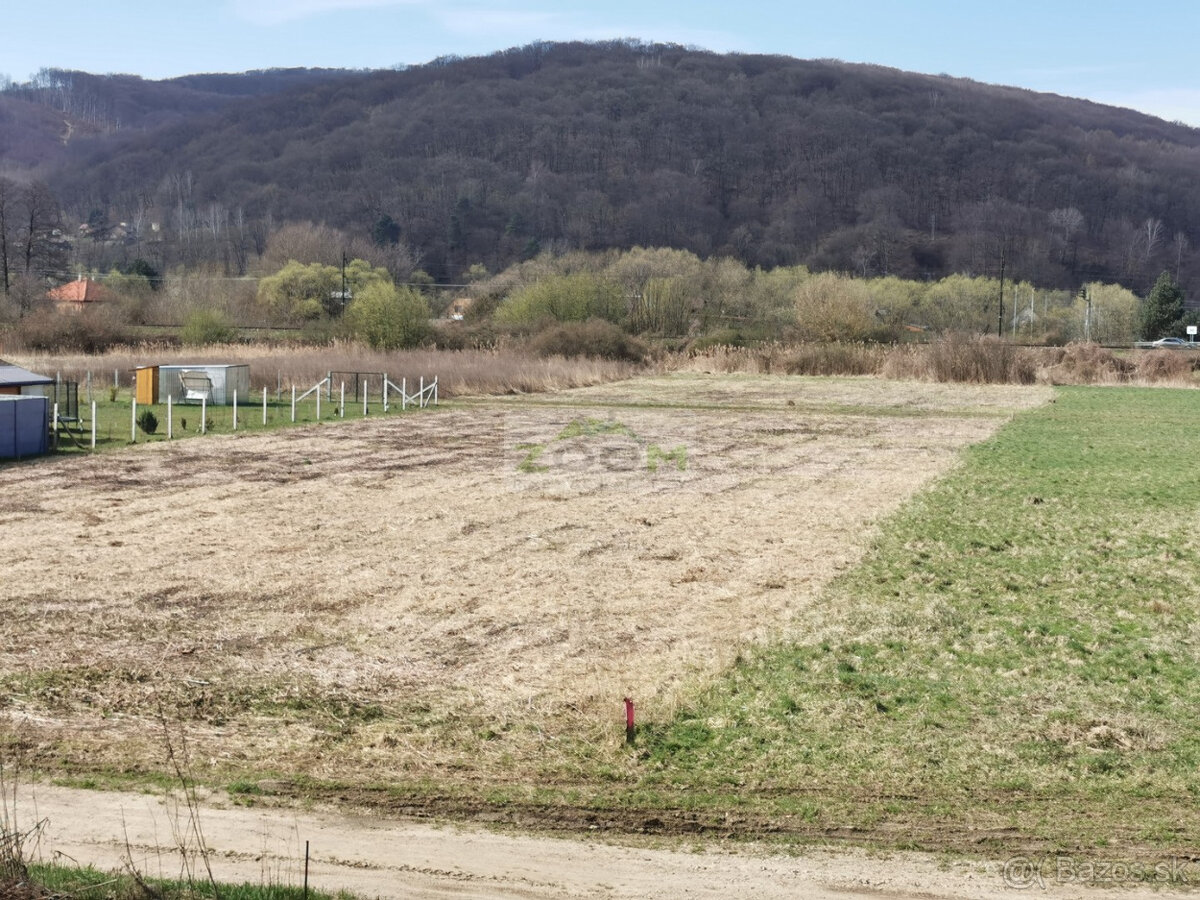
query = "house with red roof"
xmin=47 ymin=276 xmax=115 ymax=312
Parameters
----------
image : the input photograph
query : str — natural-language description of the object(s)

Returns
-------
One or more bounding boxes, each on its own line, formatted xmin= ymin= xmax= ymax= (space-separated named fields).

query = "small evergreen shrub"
xmin=136 ymin=409 xmax=158 ymax=435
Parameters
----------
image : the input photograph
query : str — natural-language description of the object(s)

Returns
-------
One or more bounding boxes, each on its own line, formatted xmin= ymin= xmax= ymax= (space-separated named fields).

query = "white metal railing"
xmin=382 ymin=375 xmax=438 ymax=412
xmin=292 ymin=375 xmax=331 ymax=422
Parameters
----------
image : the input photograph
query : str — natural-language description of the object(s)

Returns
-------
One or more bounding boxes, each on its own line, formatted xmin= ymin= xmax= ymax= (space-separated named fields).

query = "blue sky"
xmin=6 ymin=0 xmax=1200 ymax=125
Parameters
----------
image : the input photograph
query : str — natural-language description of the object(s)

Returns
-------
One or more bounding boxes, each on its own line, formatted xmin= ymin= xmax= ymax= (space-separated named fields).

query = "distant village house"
xmin=47 ymin=275 xmax=116 ymax=313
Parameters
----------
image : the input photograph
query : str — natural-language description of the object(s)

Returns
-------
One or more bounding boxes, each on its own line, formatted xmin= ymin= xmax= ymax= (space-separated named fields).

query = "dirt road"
xmin=13 ymin=783 xmax=1180 ymax=899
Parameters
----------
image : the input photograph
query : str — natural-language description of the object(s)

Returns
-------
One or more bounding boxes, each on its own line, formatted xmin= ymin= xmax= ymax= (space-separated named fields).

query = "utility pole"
xmin=996 ymin=252 xmax=1006 ymax=337
xmin=1084 ymin=285 xmax=1093 ymax=342
xmin=340 ymin=251 xmax=347 ymax=316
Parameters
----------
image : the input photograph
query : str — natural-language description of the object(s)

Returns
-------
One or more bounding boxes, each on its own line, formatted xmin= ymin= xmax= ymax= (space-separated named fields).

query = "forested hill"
xmin=11 ymin=41 xmax=1200 ymax=295
xmin=0 ymin=67 xmax=357 ymax=168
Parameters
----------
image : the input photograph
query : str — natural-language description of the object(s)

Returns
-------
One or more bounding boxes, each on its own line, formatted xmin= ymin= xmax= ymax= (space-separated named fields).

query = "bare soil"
xmin=1 ymin=376 xmax=1050 ymax=836
xmin=16 ymin=781 xmax=1182 ymax=899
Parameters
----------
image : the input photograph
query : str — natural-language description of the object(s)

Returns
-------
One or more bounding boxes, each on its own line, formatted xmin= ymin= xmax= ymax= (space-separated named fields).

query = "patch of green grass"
xmin=228 ymin=778 xmax=266 ymax=796
xmin=26 ymin=863 xmax=354 ymax=900
xmin=516 ymin=416 xmax=687 ymax=473
xmin=46 ymin=386 xmax=433 ymax=457
xmin=516 ymin=441 xmax=548 ymax=472
xmin=555 ymin=417 xmax=638 ymax=441
xmin=638 ymin=386 xmax=1200 ymax=850
xmin=646 ymin=444 xmax=687 ymax=471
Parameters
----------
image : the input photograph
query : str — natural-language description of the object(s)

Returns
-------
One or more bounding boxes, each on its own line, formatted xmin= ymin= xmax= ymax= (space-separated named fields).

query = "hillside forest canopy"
xmin=1 ymin=40 xmax=1199 ymax=347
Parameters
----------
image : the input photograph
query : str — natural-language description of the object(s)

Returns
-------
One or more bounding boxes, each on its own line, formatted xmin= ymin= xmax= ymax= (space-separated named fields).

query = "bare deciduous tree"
xmin=1143 ymin=217 xmax=1164 ymax=262
xmin=1174 ymin=231 xmax=1190 ymax=280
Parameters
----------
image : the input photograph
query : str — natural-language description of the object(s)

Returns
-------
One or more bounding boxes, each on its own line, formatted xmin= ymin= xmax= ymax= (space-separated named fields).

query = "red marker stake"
xmin=624 ymin=697 xmax=635 ymax=744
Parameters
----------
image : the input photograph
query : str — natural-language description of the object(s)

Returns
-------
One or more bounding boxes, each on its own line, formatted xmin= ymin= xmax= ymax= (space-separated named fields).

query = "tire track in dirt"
xmin=15 ymin=782 xmax=1158 ymax=900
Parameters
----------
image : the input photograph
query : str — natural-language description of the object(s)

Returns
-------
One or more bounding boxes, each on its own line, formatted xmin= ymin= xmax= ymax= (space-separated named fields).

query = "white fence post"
xmin=291 ymin=385 xmax=297 ymax=423
xmin=91 ymin=401 xmax=96 ymax=449
xmin=433 ymin=376 xmax=439 ymax=406
xmin=167 ymin=395 xmax=173 ymax=440
xmin=131 ymin=398 xmax=137 ymax=443
xmin=384 ymin=374 xmax=390 ymax=412
xmin=419 ymin=376 xmax=425 ymax=409
xmin=263 ymin=387 xmax=268 ymax=426
xmin=340 ymin=381 xmax=346 ymax=418
xmin=363 ymin=379 xmax=369 ymax=417
xmin=402 ymin=377 xmax=407 ymax=411
xmin=233 ymin=390 xmax=238 ymax=431
xmin=201 ymin=398 xmax=207 ymax=435
xmin=52 ymin=402 xmax=59 ymax=451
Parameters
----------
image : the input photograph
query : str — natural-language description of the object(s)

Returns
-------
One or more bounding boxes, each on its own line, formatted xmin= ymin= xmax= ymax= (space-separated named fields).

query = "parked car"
xmin=1150 ymin=337 xmax=1193 ymax=348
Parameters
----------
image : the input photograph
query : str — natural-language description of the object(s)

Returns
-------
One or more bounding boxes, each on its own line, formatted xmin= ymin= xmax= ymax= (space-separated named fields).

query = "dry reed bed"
xmin=0 ymin=375 xmax=1049 ymax=787
xmin=6 ymin=345 xmax=639 ymax=398
xmin=672 ymin=340 xmax=1200 ymax=386
xmin=8 ymin=341 xmax=1194 ymax=410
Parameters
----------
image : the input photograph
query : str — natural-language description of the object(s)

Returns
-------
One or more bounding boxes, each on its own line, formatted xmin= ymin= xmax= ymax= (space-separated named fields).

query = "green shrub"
xmin=181 ymin=309 xmax=237 ymax=346
xmin=136 ymin=408 xmax=158 ymax=435
xmin=497 ymin=273 xmax=623 ymax=326
xmin=345 ymin=282 xmax=431 ymax=349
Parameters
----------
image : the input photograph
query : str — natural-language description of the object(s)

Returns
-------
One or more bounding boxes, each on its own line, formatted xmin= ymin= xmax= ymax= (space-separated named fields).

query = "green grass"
xmin=48 ymin=385 xmax=433 ymax=456
xmin=516 ymin=416 xmax=687 ymax=473
xmin=636 ymin=386 xmax=1200 ymax=851
xmin=25 ymin=863 xmax=353 ymax=899
xmin=20 ymin=381 xmax=1200 ymax=856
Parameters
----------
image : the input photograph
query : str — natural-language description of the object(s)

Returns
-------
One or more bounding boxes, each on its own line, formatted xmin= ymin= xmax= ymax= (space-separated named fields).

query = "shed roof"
xmin=0 ymin=360 xmax=53 ymax=387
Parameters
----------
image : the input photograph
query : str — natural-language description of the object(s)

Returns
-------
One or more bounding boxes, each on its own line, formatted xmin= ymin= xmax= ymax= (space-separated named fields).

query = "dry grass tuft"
xmin=1131 ymin=349 xmax=1197 ymax=383
xmin=1043 ymin=718 xmax=1167 ymax=753
xmin=1035 ymin=343 xmax=1135 ymax=384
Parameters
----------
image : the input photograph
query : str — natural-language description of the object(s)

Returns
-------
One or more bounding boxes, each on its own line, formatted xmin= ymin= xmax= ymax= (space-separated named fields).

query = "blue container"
xmin=0 ymin=395 xmax=50 ymax=459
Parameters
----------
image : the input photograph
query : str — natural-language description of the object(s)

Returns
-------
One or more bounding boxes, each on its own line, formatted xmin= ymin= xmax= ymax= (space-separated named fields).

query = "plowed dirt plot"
xmin=0 ymin=375 xmax=1049 ymax=807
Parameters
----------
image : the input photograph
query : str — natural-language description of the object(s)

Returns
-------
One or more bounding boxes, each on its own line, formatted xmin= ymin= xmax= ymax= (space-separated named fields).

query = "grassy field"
xmin=6 ymin=374 xmax=1200 ymax=859
xmin=0 ymin=376 xmax=1040 ymax=821
xmin=640 ymin=386 xmax=1200 ymax=854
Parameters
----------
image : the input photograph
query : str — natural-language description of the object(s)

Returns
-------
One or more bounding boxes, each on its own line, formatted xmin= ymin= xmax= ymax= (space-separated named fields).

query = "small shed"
xmin=134 ymin=365 xmax=160 ymax=404
xmin=158 ymin=364 xmax=250 ymax=406
xmin=0 ymin=359 xmax=54 ymax=396
xmin=0 ymin=395 xmax=49 ymax=459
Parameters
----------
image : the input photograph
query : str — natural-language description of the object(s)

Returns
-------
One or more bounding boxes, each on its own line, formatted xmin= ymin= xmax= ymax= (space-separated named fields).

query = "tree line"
xmin=6 ymin=228 xmax=1186 ymax=353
